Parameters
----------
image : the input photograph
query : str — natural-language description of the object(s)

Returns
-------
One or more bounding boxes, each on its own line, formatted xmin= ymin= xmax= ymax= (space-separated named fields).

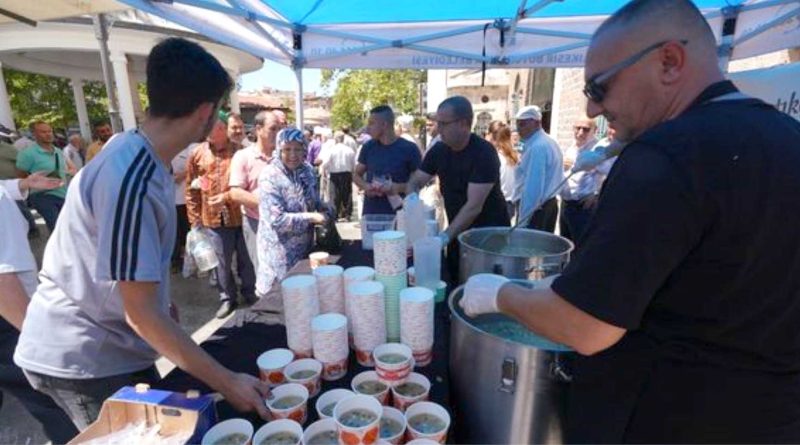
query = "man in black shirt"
xmin=407 ymin=96 xmax=509 ymax=281
xmin=459 ymin=0 xmax=800 ymax=442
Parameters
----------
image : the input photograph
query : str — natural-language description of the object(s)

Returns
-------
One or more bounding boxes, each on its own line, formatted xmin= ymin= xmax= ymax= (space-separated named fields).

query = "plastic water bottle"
xmin=413 ymin=236 xmax=442 ymax=291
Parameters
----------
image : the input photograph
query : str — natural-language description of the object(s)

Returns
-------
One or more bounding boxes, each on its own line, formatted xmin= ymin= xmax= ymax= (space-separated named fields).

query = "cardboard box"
xmin=69 ymin=385 xmax=217 ymax=444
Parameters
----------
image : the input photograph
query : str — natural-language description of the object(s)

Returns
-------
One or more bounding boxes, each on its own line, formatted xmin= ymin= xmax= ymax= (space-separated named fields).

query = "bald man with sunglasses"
xmin=459 ymin=0 xmax=800 ymax=442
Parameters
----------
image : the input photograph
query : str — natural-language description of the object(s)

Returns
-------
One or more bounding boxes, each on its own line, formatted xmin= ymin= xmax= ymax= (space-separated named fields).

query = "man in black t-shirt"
xmin=459 ymin=0 xmax=800 ymax=443
xmin=407 ymin=96 xmax=509 ymax=281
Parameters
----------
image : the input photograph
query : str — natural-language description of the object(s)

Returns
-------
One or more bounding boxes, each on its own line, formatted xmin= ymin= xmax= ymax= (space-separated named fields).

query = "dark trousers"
xmin=211 ymin=226 xmax=256 ymax=302
xmin=330 ymin=172 xmax=353 ymax=220
xmin=27 ymin=193 xmax=64 ymax=232
xmin=24 ymin=366 xmax=158 ymax=432
xmin=0 ymin=322 xmax=78 ymax=443
xmin=527 ymin=197 xmax=558 ymax=233
xmin=172 ymin=204 xmax=191 ymax=266
xmin=15 ymin=201 xmax=37 ymax=233
xmin=560 ymin=199 xmax=593 ymax=244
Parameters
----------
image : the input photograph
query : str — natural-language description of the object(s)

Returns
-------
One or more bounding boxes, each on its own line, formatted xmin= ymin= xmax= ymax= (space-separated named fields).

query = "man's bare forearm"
xmin=0 ymin=273 xmax=30 ymax=331
xmin=228 ymin=187 xmax=258 ymax=211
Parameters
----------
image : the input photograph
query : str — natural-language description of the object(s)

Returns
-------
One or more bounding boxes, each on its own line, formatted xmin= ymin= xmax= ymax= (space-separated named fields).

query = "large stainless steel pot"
xmin=458 ymin=227 xmax=574 ymax=284
xmin=449 ymin=282 xmax=573 ymax=444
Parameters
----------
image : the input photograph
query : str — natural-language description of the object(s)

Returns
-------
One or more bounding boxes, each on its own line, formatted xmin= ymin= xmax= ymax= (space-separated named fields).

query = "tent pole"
xmin=717 ymin=5 xmax=741 ymax=73
xmin=294 ymin=65 xmax=304 ymax=130
xmin=93 ymin=14 xmax=123 ymax=133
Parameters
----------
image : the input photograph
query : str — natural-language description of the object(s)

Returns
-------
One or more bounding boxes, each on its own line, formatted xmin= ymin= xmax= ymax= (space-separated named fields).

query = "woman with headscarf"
xmin=256 ymin=128 xmax=330 ymax=301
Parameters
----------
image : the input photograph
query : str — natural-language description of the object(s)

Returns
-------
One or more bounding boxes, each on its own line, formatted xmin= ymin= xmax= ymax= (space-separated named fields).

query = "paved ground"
xmin=0 ymin=215 xmax=362 ymax=444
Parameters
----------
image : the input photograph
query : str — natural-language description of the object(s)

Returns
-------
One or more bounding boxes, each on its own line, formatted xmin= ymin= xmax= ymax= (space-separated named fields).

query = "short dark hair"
xmin=425 ymin=112 xmax=437 ymax=121
xmin=438 ymin=96 xmax=473 ymax=124
xmin=341 ymin=126 xmax=351 ymax=134
xmin=254 ymin=110 xmax=277 ymax=128
xmin=598 ymin=0 xmax=714 ymax=45
xmin=29 ymin=120 xmax=49 ymax=132
xmin=92 ymin=121 xmax=110 ymax=130
xmin=227 ymin=112 xmax=243 ymax=123
xmin=146 ymin=38 xmax=232 ymax=119
xmin=370 ymin=105 xmax=395 ymax=125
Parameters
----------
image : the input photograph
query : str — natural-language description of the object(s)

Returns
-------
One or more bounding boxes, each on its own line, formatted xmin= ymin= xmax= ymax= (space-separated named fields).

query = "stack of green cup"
xmin=435 ymin=280 xmax=447 ymax=303
xmin=375 ymin=272 xmax=408 ymax=342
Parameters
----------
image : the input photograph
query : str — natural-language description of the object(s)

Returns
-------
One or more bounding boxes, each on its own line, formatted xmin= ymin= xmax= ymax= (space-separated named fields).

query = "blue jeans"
xmin=27 ymin=193 xmax=64 ymax=232
xmin=23 ymin=366 xmax=159 ymax=431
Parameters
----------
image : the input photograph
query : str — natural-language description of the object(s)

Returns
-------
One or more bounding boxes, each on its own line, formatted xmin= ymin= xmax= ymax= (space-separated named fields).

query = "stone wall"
xmin=551 ymin=68 xmax=586 ymax=150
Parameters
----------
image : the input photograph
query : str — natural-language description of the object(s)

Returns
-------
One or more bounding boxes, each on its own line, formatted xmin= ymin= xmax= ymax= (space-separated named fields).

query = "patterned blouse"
xmin=256 ymin=157 xmax=324 ymax=295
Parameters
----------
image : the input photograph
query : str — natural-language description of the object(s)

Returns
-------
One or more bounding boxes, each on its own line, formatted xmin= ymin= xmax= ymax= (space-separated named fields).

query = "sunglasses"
xmin=583 ymin=39 xmax=688 ymax=104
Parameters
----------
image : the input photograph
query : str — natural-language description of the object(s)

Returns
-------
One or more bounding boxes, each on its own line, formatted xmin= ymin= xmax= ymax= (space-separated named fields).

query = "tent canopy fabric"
xmin=116 ymin=0 xmax=800 ymax=69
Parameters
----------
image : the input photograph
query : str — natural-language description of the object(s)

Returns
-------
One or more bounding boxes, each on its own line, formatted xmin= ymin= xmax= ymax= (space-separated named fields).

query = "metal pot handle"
xmin=550 ymin=353 xmax=573 ymax=383
xmin=498 ymin=357 xmax=516 ymax=393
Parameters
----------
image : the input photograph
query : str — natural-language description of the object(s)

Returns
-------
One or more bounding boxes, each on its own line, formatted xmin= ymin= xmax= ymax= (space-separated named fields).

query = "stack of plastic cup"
xmin=373 ymin=231 xmax=408 ymax=342
xmin=400 ymin=287 xmax=435 ymax=367
xmin=344 ymin=266 xmax=376 ymax=348
xmin=413 ymin=237 xmax=442 ymax=291
xmin=373 ymin=231 xmax=407 ymax=275
xmin=314 ymin=265 xmax=345 ymax=314
xmin=281 ymin=275 xmax=320 ymax=358
xmin=311 ymin=313 xmax=349 ymax=381
xmin=349 ymin=281 xmax=387 ymax=366
xmin=375 ymin=272 xmax=407 ymax=342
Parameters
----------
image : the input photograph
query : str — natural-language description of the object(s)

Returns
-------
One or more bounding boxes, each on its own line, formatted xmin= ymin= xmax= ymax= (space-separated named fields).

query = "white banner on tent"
xmin=729 ymin=62 xmax=800 ymax=122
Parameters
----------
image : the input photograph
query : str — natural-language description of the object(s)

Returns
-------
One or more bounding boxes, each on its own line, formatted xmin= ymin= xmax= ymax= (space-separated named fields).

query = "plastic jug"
xmin=413 ymin=236 xmax=442 ymax=291
xmin=403 ymin=194 xmax=427 ymax=249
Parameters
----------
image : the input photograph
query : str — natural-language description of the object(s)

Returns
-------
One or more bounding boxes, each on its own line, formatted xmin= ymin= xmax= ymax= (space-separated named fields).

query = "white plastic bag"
xmin=187 ymin=227 xmax=220 ymax=273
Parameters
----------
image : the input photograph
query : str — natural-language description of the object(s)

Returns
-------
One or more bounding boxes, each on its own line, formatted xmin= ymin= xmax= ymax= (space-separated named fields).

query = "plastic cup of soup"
xmin=379 ymin=406 xmax=407 ymax=445
xmin=285 ymin=358 xmax=323 ymax=398
xmin=266 ymin=383 xmax=310 ymax=425
xmin=253 ymin=418 xmax=303 ymax=445
xmin=372 ymin=343 xmax=414 ymax=385
xmin=257 ymin=348 xmax=295 ymax=387
xmin=309 ymin=251 xmax=329 ymax=269
xmin=315 ymin=388 xmax=354 ymax=419
xmin=201 ymin=418 xmax=253 ymax=445
xmin=351 ymin=370 xmax=390 ymax=405
xmin=302 ymin=418 xmax=338 ymax=445
xmin=404 ymin=401 xmax=451 ymax=444
xmin=333 ymin=394 xmax=382 ymax=445
xmin=391 ymin=372 xmax=430 ymax=412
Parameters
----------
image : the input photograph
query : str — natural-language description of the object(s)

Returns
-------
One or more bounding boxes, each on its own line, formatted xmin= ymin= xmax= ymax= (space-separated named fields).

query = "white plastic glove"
xmin=403 ymin=192 xmax=419 ymax=206
xmin=572 ymin=149 xmax=606 ymax=172
xmin=460 ymin=273 xmax=510 ymax=317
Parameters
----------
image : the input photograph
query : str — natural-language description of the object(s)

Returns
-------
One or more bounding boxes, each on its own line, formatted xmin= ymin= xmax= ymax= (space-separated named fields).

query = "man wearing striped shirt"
xmin=13 ymin=38 xmax=270 ymax=433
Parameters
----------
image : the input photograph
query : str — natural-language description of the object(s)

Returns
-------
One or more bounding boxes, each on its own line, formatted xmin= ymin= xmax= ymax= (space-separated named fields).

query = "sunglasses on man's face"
xmin=583 ymin=39 xmax=688 ymax=104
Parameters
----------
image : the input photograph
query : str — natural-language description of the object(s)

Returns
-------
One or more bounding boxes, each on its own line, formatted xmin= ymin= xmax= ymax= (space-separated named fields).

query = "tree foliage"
xmin=324 ymin=69 xmax=425 ymax=130
xmin=4 ymin=67 xmax=147 ymax=133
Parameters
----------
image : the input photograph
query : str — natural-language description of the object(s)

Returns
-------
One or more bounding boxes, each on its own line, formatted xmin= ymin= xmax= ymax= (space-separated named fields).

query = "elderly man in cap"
xmin=514 ymin=105 xmax=563 ymax=232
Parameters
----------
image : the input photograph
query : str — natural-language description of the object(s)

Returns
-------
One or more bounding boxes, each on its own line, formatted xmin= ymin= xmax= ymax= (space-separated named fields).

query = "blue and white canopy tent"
xmin=114 ymin=0 xmax=800 ymax=125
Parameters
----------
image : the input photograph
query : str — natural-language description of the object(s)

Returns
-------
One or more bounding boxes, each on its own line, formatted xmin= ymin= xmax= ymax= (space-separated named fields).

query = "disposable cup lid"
xmin=282 ymin=275 xmax=317 ymax=290
xmin=312 ymin=313 xmax=348 ymax=331
xmin=373 ymin=231 xmax=405 ymax=242
xmin=314 ymin=265 xmax=344 ymax=277
xmin=400 ymin=287 xmax=434 ymax=303
xmin=344 ymin=266 xmax=376 ymax=280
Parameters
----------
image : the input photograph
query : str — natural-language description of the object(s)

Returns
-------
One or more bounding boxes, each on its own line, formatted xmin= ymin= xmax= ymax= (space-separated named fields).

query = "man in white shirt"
xmin=514 ymin=105 xmax=563 ymax=232
xmin=559 ymin=117 xmax=605 ymax=242
xmin=63 ymin=133 xmax=85 ymax=172
xmin=320 ymin=131 xmax=357 ymax=221
xmin=14 ymin=38 xmax=270 ymax=432
xmin=0 ymin=173 xmax=78 ymax=443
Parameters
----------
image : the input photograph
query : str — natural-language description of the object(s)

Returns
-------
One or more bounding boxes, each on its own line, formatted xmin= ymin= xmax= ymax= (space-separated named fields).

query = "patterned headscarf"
xmin=277 ymin=127 xmax=306 ymax=148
